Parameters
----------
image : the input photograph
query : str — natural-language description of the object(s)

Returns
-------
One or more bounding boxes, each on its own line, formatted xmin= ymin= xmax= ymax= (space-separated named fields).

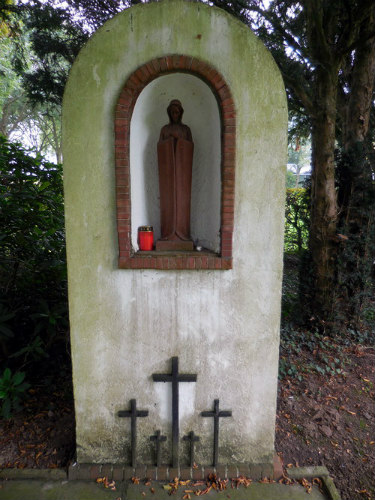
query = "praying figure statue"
xmin=156 ymin=100 xmax=194 ymax=251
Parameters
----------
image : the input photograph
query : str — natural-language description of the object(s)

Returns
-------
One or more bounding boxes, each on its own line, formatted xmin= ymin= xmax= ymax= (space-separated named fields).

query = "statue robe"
xmin=157 ymin=137 xmax=194 ymax=241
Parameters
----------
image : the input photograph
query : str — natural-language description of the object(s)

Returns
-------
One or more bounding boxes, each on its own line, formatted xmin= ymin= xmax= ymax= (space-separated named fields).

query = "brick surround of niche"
xmin=115 ymin=55 xmax=235 ymax=270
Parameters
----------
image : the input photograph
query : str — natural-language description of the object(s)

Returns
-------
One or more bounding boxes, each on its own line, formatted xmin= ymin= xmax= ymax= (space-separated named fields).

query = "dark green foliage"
xmin=0 ymin=136 xmax=68 ymax=375
xmin=281 ymin=254 xmax=301 ymax=323
xmin=284 ymin=188 xmax=310 ymax=254
xmin=283 ymin=187 xmax=314 ymax=324
xmin=335 ymin=142 xmax=375 ymax=331
xmin=285 ymin=170 xmax=296 ymax=189
xmin=12 ymin=0 xmax=146 ymax=106
xmin=279 ymin=324 xmax=347 ymax=381
xmin=0 ymin=368 xmax=30 ymax=419
xmin=12 ymin=2 xmax=89 ymax=105
xmin=58 ymin=0 xmax=137 ymax=32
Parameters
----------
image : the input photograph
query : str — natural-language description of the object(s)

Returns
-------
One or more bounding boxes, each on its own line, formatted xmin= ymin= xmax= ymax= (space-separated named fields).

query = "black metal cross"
xmin=152 ymin=357 xmax=197 ymax=467
xmin=183 ymin=431 xmax=200 ymax=467
xmin=201 ymin=399 xmax=232 ymax=466
xmin=150 ymin=430 xmax=167 ymax=467
xmin=118 ymin=399 xmax=148 ymax=467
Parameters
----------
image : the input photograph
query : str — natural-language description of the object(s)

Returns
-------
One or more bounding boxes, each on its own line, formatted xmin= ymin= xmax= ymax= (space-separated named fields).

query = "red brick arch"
xmin=115 ymin=55 xmax=235 ymax=270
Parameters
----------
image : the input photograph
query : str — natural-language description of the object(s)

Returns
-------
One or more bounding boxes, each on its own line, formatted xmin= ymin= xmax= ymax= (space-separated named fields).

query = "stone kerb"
xmin=115 ymin=55 xmax=235 ymax=270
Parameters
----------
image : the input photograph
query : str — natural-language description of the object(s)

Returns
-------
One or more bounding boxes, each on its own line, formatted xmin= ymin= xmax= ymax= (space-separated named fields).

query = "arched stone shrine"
xmin=62 ymin=0 xmax=287 ymax=472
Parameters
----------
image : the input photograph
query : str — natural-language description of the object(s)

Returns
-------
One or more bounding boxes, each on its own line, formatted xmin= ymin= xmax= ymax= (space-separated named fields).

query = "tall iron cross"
xmin=201 ymin=399 xmax=232 ymax=466
xmin=152 ymin=356 xmax=197 ymax=467
xmin=118 ymin=399 xmax=148 ymax=467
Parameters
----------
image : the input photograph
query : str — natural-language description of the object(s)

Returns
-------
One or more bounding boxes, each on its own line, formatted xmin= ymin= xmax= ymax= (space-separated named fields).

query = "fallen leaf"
xmin=339 ymin=406 xmax=356 ymax=415
xmin=300 ymin=478 xmax=312 ymax=494
xmin=356 ymin=489 xmax=371 ymax=499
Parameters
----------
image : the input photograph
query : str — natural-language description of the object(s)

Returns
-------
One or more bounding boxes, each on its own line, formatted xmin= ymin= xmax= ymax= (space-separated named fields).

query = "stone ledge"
xmin=288 ymin=467 xmax=341 ymax=500
xmin=287 ymin=466 xmax=330 ymax=479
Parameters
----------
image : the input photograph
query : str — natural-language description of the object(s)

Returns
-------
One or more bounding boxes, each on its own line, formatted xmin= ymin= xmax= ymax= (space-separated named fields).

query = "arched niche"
xmin=130 ymin=73 xmax=221 ymax=252
xmin=115 ymin=55 xmax=236 ymax=270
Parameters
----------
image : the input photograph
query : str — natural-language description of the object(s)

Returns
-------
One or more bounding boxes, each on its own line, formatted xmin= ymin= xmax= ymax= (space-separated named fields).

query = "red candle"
xmin=138 ymin=226 xmax=154 ymax=251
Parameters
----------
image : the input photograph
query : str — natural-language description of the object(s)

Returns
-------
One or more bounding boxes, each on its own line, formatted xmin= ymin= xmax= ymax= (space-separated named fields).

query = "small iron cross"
xmin=118 ymin=399 xmax=148 ymax=467
xmin=183 ymin=431 xmax=200 ymax=467
xmin=150 ymin=430 xmax=167 ymax=467
xmin=152 ymin=357 xmax=197 ymax=467
xmin=201 ymin=399 xmax=232 ymax=466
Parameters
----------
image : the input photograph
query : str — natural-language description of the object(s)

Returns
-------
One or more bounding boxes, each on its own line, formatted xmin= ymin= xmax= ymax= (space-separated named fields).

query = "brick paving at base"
xmin=68 ymin=461 xmax=279 ymax=482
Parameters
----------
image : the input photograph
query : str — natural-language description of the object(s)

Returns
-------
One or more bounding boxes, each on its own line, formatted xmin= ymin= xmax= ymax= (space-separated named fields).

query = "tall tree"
xmin=335 ymin=5 xmax=375 ymax=325
xmin=212 ymin=0 xmax=375 ymax=326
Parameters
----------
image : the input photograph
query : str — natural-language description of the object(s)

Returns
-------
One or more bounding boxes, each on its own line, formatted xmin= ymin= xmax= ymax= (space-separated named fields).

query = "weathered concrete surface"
xmin=0 ymin=480 xmax=122 ymax=500
xmin=0 ymin=469 xmax=66 ymax=480
xmin=0 ymin=480 xmax=333 ymax=500
xmin=62 ymin=0 xmax=287 ymax=465
xmin=126 ymin=482 xmax=329 ymax=500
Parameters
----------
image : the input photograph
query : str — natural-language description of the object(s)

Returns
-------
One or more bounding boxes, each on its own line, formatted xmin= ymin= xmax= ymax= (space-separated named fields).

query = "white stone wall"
xmin=62 ymin=0 xmax=287 ymax=465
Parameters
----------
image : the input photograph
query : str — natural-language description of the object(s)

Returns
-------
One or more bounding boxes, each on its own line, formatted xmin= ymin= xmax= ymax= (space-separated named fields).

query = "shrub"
xmin=0 ymin=136 xmax=68 ymax=373
xmin=284 ymin=188 xmax=310 ymax=254
xmin=0 ymin=368 xmax=30 ymax=419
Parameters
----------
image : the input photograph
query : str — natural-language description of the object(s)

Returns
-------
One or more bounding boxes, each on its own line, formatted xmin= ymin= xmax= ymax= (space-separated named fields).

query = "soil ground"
xmin=0 ymin=258 xmax=374 ymax=500
xmin=276 ymin=344 xmax=374 ymax=500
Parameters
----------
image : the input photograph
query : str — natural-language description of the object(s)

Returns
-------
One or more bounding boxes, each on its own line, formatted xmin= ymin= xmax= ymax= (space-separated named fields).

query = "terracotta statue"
xmin=156 ymin=100 xmax=194 ymax=251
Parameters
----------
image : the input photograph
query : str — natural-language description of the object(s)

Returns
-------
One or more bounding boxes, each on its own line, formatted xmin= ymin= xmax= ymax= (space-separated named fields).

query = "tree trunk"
xmin=335 ymin=6 xmax=375 ymax=325
xmin=309 ymin=65 xmax=339 ymax=321
xmin=343 ymin=6 xmax=375 ymax=150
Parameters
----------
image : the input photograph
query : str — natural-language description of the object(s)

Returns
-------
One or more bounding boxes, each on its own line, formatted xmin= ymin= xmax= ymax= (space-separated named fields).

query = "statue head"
xmin=167 ymin=99 xmax=184 ymax=124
